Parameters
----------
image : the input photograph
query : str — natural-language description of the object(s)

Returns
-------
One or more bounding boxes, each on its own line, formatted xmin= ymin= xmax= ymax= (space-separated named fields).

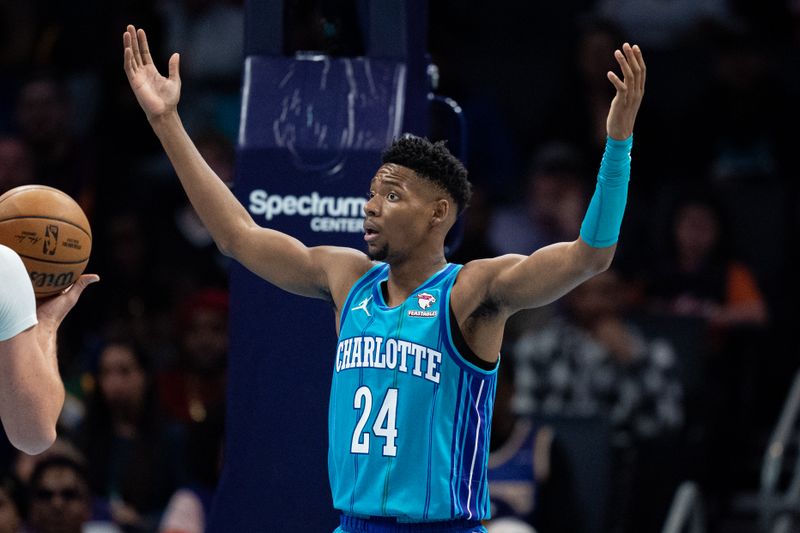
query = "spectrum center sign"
xmin=248 ymin=190 xmax=366 ymax=233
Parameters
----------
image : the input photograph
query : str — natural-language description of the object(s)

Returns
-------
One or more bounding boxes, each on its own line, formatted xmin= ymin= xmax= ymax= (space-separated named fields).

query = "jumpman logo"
xmin=351 ymin=296 xmax=372 ymax=317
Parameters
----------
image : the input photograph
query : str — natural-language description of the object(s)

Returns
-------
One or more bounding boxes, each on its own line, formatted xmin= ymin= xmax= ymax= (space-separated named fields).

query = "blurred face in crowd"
xmin=674 ymin=203 xmax=720 ymax=262
xmin=0 ymin=137 xmax=34 ymax=190
xmin=579 ymin=30 xmax=616 ymax=80
xmin=15 ymin=80 xmax=70 ymax=145
xmin=182 ymin=307 xmax=228 ymax=374
xmin=98 ymin=343 xmax=147 ymax=419
xmin=108 ymin=214 xmax=146 ymax=275
xmin=567 ymin=269 xmax=623 ymax=324
xmin=197 ymin=135 xmax=235 ymax=185
xmin=526 ymin=172 xmax=561 ymax=222
xmin=526 ymin=172 xmax=585 ymax=237
xmin=28 ymin=467 xmax=91 ymax=533
xmin=11 ymin=439 xmax=84 ymax=485
xmin=0 ymin=486 xmax=21 ymax=533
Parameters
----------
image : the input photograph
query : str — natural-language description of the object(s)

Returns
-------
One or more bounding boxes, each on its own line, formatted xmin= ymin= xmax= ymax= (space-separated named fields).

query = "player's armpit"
xmin=485 ymin=239 xmax=614 ymax=313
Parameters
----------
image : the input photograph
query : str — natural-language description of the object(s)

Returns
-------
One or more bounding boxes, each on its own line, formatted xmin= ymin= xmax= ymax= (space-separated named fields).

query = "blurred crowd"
xmin=435 ymin=2 xmax=796 ymax=531
xmin=0 ymin=0 xmax=797 ymax=532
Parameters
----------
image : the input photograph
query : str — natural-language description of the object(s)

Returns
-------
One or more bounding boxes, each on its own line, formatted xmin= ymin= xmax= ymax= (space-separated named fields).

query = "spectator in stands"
xmin=487 ymin=363 xmax=580 ymax=533
xmin=699 ymin=30 xmax=783 ymax=188
xmin=25 ymin=456 xmax=93 ymax=533
xmin=647 ymin=193 xmax=769 ymax=518
xmin=11 ymin=439 xmax=84 ymax=488
xmin=0 ymin=474 xmax=23 ymax=533
xmin=159 ymin=130 xmax=233 ymax=292
xmin=447 ymin=186 xmax=497 ymax=264
xmin=647 ymin=195 xmax=768 ymax=334
xmin=71 ymin=211 xmax=177 ymax=369
xmin=512 ymin=268 xmax=684 ymax=532
xmin=13 ymin=73 xmax=97 ymax=216
xmin=514 ymin=268 xmax=685 ymax=442
xmin=158 ymin=289 xmax=228 ymax=425
xmin=75 ymin=337 xmax=185 ymax=531
xmin=682 ymin=27 xmax=791 ymax=319
xmin=488 ymin=142 xmax=588 ymax=256
xmin=158 ymin=404 xmax=224 ymax=533
xmin=488 ymin=142 xmax=590 ymax=344
xmin=537 ymin=18 xmax=624 ymax=158
xmin=0 ymin=136 xmax=35 ymax=190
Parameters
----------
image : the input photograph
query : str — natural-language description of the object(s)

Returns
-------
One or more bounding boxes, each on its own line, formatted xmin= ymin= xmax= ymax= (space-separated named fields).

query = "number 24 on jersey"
xmin=350 ymin=387 xmax=398 ymax=457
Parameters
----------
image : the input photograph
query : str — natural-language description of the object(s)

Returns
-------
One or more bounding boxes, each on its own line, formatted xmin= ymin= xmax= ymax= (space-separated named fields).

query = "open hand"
xmin=123 ymin=25 xmax=181 ymax=122
xmin=606 ymin=43 xmax=646 ymax=141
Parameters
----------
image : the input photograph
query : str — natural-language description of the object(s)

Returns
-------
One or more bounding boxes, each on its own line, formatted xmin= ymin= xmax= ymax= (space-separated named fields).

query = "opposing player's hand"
xmin=123 ymin=25 xmax=181 ymax=122
xmin=36 ymin=274 xmax=99 ymax=330
xmin=606 ymin=43 xmax=645 ymax=141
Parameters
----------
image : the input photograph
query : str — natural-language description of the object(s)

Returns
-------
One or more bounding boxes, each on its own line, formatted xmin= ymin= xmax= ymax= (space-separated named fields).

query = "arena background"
xmin=0 ymin=1 xmax=797 ymax=532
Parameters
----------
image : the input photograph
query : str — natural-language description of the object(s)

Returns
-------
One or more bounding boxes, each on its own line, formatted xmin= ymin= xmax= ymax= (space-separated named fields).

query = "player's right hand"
xmin=123 ymin=25 xmax=181 ymax=122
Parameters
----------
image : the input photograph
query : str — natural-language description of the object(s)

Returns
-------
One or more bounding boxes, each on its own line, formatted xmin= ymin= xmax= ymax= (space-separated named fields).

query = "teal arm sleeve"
xmin=579 ymin=135 xmax=633 ymax=248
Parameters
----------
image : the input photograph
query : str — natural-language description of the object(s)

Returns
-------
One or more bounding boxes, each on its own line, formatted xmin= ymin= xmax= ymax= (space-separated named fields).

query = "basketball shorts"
xmin=334 ymin=515 xmax=488 ymax=532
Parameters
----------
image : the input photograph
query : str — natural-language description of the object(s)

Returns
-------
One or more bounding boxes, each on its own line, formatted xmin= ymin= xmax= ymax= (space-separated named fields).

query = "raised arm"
xmin=122 ymin=25 xmax=369 ymax=300
xmin=486 ymin=43 xmax=645 ymax=313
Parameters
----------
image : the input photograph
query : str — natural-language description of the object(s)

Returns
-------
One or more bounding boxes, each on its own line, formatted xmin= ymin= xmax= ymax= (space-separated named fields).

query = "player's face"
xmin=364 ymin=164 xmax=442 ymax=262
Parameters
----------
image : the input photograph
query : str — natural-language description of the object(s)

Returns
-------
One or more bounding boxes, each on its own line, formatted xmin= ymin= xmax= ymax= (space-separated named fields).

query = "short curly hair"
xmin=382 ymin=134 xmax=472 ymax=213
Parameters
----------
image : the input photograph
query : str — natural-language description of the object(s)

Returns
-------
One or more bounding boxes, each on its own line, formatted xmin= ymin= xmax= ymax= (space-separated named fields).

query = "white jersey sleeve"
xmin=0 ymin=244 xmax=37 ymax=341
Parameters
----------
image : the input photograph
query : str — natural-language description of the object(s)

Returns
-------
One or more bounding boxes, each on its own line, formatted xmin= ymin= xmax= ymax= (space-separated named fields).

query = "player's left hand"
xmin=606 ymin=43 xmax=646 ymax=141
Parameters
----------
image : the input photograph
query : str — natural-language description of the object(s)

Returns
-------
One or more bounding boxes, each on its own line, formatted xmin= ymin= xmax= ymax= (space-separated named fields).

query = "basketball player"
xmin=0 ymin=244 xmax=98 ymax=455
xmin=123 ymin=25 xmax=644 ymax=532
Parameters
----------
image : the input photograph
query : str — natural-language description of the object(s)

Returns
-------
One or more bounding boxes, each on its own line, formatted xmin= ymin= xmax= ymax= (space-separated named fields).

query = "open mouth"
xmin=364 ymin=228 xmax=379 ymax=242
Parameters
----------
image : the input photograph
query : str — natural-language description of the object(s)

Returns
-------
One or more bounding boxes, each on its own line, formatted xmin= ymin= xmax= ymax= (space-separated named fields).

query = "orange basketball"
xmin=0 ymin=185 xmax=92 ymax=297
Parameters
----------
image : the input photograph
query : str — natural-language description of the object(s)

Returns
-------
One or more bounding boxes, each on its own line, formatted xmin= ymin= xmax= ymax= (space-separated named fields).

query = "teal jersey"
xmin=329 ymin=262 xmax=498 ymax=522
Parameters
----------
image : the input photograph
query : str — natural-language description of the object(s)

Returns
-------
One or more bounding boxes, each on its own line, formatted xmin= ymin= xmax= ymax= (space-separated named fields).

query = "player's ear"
xmin=430 ymin=198 xmax=450 ymax=228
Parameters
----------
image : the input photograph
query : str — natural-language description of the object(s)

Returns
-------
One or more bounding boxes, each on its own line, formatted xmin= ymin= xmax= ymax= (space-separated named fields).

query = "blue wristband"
xmin=579 ymin=135 xmax=633 ymax=248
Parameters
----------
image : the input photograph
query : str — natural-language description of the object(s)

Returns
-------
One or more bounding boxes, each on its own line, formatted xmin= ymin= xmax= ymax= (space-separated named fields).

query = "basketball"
xmin=0 ymin=185 xmax=92 ymax=297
